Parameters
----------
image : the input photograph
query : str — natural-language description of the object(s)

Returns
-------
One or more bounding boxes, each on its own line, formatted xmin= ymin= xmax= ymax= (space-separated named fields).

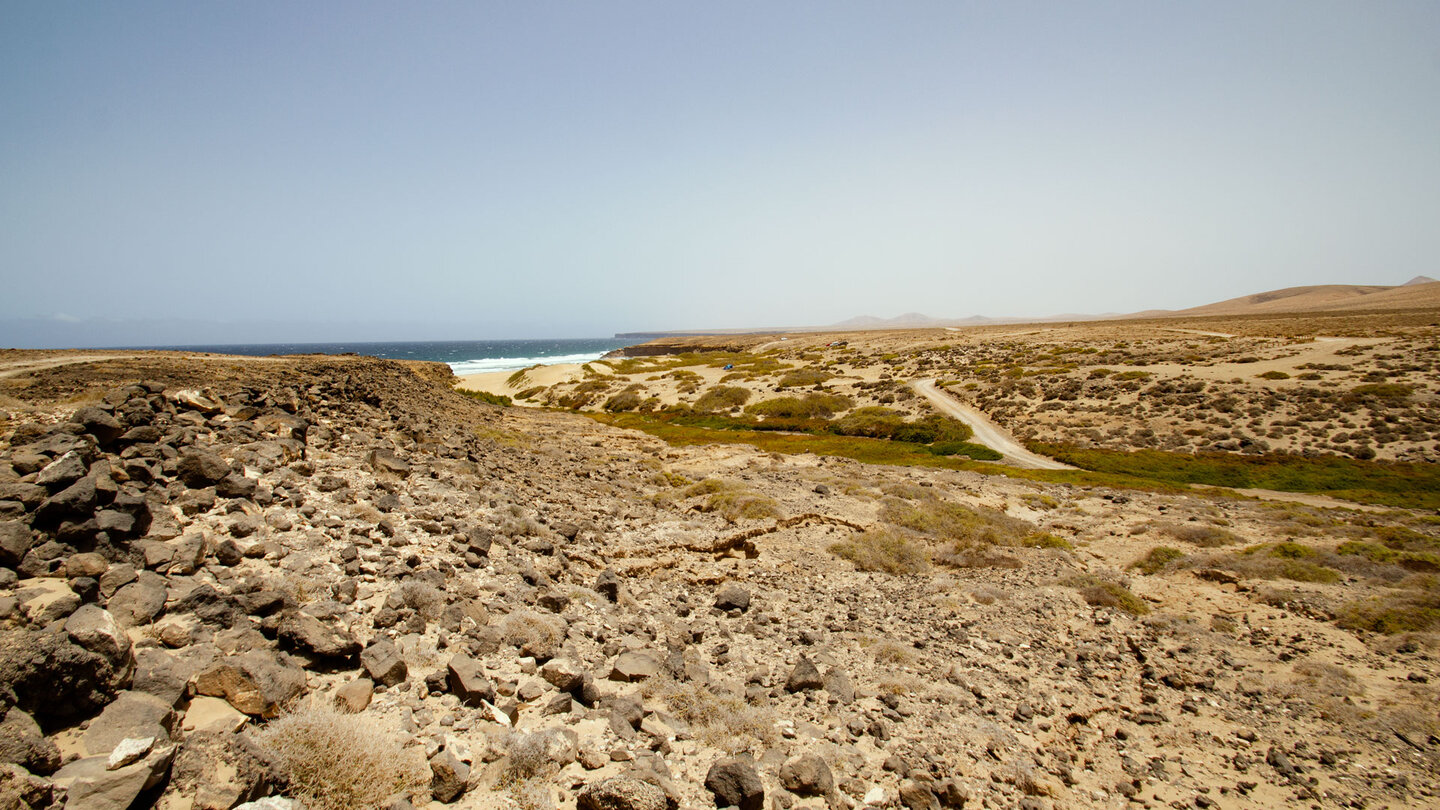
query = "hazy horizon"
xmin=3 ymin=2 xmax=1438 ymax=348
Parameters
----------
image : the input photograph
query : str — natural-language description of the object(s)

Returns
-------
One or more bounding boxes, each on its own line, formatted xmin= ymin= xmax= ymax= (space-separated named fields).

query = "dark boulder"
xmin=704 ymin=756 xmax=764 ymax=810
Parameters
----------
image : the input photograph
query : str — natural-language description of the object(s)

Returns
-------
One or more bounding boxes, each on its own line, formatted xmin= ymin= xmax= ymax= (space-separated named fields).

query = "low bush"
xmin=829 ymin=528 xmax=931 ymax=575
xmin=929 ymin=440 xmax=1002 ymax=460
xmin=1257 ymin=370 xmax=1291 ymax=380
xmin=499 ymin=610 xmax=566 ymax=658
xmin=255 ymin=704 xmax=429 ymax=810
xmin=746 ymin=393 xmax=852 ymax=419
xmin=1064 ymin=574 xmax=1148 ymax=615
xmin=1159 ymin=523 xmax=1241 ymax=547
xmin=880 ymin=497 xmax=1052 ymax=551
xmin=603 ymin=389 xmax=645 ymax=412
xmin=1131 ymin=546 xmax=1186 ymax=574
xmin=693 ymin=385 xmax=752 ymax=412
xmin=455 ymin=388 xmax=512 ymax=407
xmin=684 ymin=478 xmax=781 ymax=521
xmin=1348 ymin=383 xmax=1413 ymax=401
xmin=1338 ymin=584 xmax=1440 ymax=634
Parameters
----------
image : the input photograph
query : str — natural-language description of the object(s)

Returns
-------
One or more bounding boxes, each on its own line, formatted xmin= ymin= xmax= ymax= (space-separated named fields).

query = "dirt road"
xmin=0 ymin=354 xmax=145 ymax=380
xmin=910 ymin=379 xmax=1074 ymax=470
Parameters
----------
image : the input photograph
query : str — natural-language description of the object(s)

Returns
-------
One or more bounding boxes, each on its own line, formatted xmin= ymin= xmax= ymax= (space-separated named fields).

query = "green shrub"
xmin=1338 ymin=587 xmax=1440 ymax=634
xmin=879 ymin=497 xmax=1056 ymax=552
xmin=603 ymin=389 xmax=645 ymax=412
xmin=829 ymin=528 xmax=931 ymax=575
xmin=1257 ymin=370 xmax=1291 ymax=380
xmin=832 ymin=407 xmax=908 ymax=439
xmin=1338 ymin=541 xmax=1398 ymax=563
xmin=928 ymin=441 xmax=1002 ymax=461
xmin=1372 ymin=526 xmax=1440 ymax=553
xmin=1031 ymin=443 xmax=1440 ymax=509
xmin=1064 ymin=575 xmax=1148 ymax=615
xmin=746 ymin=393 xmax=852 ymax=419
xmin=455 ymin=388 xmax=512 ymax=407
xmin=1348 ymin=383 xmax=1413 ymax=401
xmin=706 ymin=489 xmax=781 ymax=521
xmin=1131 ymin=546 xmax=1186 ymax=575
xmin=693 ymin=385 xmax=752 ymax=412
xmin=1269 ymin=541 xmax=1318 ymax=559
xmin=684 ymin=478 xmax=780 ymax=520
xmin=1274 ymin=560 xmax=1341 ymax=583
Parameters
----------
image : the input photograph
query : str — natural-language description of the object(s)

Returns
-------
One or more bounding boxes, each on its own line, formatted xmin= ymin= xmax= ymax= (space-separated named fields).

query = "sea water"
xmin=146 ymin=338 xmax=633 ymax=375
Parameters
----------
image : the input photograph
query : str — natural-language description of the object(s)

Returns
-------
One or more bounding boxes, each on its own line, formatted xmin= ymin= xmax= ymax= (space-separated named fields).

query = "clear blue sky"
xmin=2 ymin=2 xmax=1438 ymax=345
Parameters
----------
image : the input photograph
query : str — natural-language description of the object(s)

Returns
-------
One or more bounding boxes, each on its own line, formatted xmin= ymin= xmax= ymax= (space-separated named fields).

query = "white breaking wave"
xmin=448 ymin=351 xmax=613 ymax=376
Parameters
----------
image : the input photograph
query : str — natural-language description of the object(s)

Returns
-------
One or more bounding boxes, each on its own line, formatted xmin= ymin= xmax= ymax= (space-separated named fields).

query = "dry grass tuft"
xmin=647 ymin=677 xmax=777 ymax=754
xmin=1156 ymin=522 xmax=1242 ymax=547
xmin=499 ymin=610 xmax=566 ymax=657
xmin=254 ymin=704 xmax=428 ymax=810
xmin=830 ymin=528 xmax=930 ymax=575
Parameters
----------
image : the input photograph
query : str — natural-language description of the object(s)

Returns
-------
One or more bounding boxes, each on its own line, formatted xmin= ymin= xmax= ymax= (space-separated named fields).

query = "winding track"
xmin=910 ymin=378 xmax=1074 ymax=470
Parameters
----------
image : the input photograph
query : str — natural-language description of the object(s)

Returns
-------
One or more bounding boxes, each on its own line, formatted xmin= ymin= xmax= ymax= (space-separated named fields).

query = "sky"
xmin=2 ymin=2 xmax=1439 ymax=346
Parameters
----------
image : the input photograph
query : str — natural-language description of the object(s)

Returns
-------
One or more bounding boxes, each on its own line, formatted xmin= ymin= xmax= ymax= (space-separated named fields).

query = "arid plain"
xmin=1 ymin=283 xmax=1438 ymax=810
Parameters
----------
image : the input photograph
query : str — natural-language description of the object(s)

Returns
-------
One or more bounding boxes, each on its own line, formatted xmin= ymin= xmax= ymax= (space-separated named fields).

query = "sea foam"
xmin=448 ymin=351 xmax=614 ymax=376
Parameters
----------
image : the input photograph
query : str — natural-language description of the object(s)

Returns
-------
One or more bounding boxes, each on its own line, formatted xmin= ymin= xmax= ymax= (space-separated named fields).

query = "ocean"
xmin=145 ymin=338 xmax=634 ymax=376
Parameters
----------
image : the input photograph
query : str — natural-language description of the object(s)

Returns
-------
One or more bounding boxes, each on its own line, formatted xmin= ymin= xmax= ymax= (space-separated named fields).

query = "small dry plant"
xmin=830 ymin=528 xmax=930 ymax=575
xmin=646 ymin=676 xmax=778 ymax=754
xmin=499 ymin=610 xmax=566 ymax=657
xmin=254 ymin=703 xmax=428 ymax=810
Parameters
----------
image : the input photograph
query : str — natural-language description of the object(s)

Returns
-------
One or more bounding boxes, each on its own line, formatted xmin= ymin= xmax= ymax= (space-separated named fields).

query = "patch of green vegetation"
xmin=1268 ymin=541 xmax=1318 ymax=560
xmin=693 ymin=385 xmax=752 ymax=413
xmin=454 ymin=388 xmax=512 ymax=407
xmin=682 ymin=478 xmax=780 ymax=521
xmin=833 ymin=408 xmax=973 ymax=444
xmin=587 ymin=413 xmax=1197 ymax=492
xmin=1372 ymin=526 xmax=1440 ymax=553
xmin=1113 ymin=370 xmax=1152 ymax=380
xmin=1064 ymin=575 xmax=1148 ymax=615
xmin=1338 ymin=584 xmax=1440 ymax=634
xmin=1031 ymin=443 xmax=1440 ymax=509
xmin=746 ymin=393 xmax=852 ymax=419
xmin=829 ymin=528 xmax=931 ymax=575
xmin=929 ymin=441 xmax=1003 ymax=461
xmin=879 ymin=497 xmax=1064 ymax=552
xmin=1338 ymin=541 xmax=1398 ymax=563
xmin=1348 ymin=383 xmax=1413 ymax=401
xmin=603 ymin=388 xmax=645 ymax=412
xmin=1257 ymin=370 xmax=1291 ymax=380
xmin=1131 ymin=546 xmax=1186 ymax=574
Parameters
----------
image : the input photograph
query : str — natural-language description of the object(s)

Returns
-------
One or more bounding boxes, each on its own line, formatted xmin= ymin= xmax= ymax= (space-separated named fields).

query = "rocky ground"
xmin=1 ymin=351 xmax=1437 ymax=810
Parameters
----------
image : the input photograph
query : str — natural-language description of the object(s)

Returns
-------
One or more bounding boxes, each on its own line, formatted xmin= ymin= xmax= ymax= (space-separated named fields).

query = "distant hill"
xmin=1167 ymin=278 xmax=1440 ymax=317
xmin=830 ymin=313 xmax=994 ymax=330
xmin=617 ymin=277 xmax=1440 ymax=341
